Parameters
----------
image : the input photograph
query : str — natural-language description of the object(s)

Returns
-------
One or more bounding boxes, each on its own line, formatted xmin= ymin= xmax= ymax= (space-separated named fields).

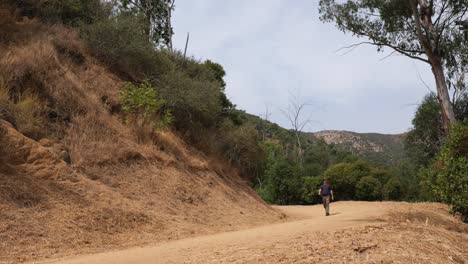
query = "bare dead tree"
xmin=183 ymin=32 xmax=189 ymax=59
xmin=281 ymin=90 xmax=313 ymax=166
xmin=261 ymin=103 xmax=272 ymax=141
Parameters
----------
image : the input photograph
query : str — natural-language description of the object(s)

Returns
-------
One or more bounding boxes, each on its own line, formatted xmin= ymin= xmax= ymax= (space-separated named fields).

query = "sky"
xmin=171 ymin=0 xmax=436 ymax=134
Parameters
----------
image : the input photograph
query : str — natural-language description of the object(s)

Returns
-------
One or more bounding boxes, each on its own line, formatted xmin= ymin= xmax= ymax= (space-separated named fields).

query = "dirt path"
xmin=45 ymin=202 xmax=391 ymax=264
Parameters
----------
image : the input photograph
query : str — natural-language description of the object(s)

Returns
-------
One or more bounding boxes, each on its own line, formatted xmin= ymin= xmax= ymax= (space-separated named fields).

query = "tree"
xmin=404 ymin=94 xmax=444 ymax=167
xmin=322 ymin=160 xmax=376 ymax=200
xmin=319 ymin=0 xmax=468 ymax=132
xmin=383 ymin=177 xmax=403 ymax=200
xmin=404 ymin=92 xmax=468 ymax=168
xmin=356 ymin=176 xmax=382 ymax=201
xmin=282 ymin=90 xmax=312 ymax=166
xmin=421 ymin=121 xmax=468 ymax=222
xmin=121 ymin=0 xmax=175 ymax=47
xmin=258 ymin=142 xmax=303 ymax=205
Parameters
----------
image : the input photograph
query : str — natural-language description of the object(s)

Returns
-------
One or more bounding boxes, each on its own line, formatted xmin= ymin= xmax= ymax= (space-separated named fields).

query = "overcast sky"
xmin=171 ymin=1 xmax=435 ymax=134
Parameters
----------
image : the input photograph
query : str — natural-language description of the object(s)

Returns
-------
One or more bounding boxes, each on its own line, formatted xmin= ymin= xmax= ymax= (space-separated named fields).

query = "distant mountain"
xmin=308 ymin=130 xmax=407 ymax=167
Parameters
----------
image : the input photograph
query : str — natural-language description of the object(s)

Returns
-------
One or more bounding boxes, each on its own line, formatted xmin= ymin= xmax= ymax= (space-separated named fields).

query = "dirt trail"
xmin=45 ymin=201 xmax=391 ymax=264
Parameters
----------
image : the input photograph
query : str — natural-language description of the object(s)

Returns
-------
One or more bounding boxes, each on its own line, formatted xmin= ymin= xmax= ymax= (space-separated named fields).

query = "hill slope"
xmin=310 ymin=130 xmax=406 ymax=166
xmin=0 ymin=14 xmax=282 ymax=263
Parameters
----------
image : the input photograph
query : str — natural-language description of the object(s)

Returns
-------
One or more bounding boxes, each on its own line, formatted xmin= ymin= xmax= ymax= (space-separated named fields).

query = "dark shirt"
xmin=320 ymin=184 xmax=332 ymax=196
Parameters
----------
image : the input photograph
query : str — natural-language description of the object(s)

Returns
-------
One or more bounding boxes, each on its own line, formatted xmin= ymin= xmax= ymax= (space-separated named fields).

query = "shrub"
xmin=14 ymin=94 xmax=44 ymax=139
xmin=258 ymin=142 xmax=303 ymax=204
xmin=322 ymin=160 xmax=371 ymax=200
xmin=383 ymin=177 xmax=403 ymax=200
xmin=81 ymin=12 xmax=173 ymax=80
xmin=302 ymin=176 xmax=323 ymax=204
xmin=10 ymin=0 xmax=108 ymax=26
xmin=356 ymin=176 xmax=382 ymax=201
xmin=120 ymin=81 xmax=172 ymax=142
xmin=0 ymin=82 xmax=43 ymax=139
xmin=215 ymin=120 xmax=263 ymax=177
xmin=421 ymin=121 xmax=468 ymax=221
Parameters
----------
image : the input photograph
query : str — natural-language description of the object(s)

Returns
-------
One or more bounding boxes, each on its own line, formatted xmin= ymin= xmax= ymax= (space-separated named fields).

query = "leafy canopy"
xmin=319 ymin=0 xmax=468 ymax=66
xmin=421 ymin=120 xmax=468 ymax=221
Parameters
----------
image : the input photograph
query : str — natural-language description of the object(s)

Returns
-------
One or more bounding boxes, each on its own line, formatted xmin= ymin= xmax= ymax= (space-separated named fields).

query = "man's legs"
xmin=322 ymin=195 xmax=330 ymax=216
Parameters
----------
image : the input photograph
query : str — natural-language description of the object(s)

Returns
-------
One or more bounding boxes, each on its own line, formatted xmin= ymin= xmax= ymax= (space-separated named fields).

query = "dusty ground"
xmin=42 ymin=202 xmax=468 ymax=264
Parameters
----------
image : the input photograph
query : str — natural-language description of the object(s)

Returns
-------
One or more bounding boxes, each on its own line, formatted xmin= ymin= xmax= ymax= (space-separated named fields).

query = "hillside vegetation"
xmin=0 ymin=1 xmax=466 ymax=262
xmin=0 ymin=3 xmax=283 ymax=262
xmin=311 ymin=130 xmax=406 ymax=167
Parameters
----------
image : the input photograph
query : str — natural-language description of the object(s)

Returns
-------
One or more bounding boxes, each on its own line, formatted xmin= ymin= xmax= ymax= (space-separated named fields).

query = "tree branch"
xmin=336 ymin=41 xmax=429 ymax=64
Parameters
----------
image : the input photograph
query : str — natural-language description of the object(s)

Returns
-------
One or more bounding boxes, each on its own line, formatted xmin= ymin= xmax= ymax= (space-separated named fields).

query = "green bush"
xmin=120 ymin=81 xmax=172 ymax=136
xmin=302 ymin=176 xmax=322 ymax=204
xmin=81 ymin=12 xmax=173 ymax=80
xmin=383 ymin=177 xmax=403 ymax=200
xmin=258 ymin=142 xmax=303 ymax=205
xmin=322 ymin=160 xmax=372 ymax=200
xmin=158 ymin=66 xmax=222 ymax=132
xmin=356 ymin=176 xmax=382 ymax=201
xmin=215 ymin=120 xmax=263 ymax=177
xmin=421 ymin=121 xmax=468 ymax=221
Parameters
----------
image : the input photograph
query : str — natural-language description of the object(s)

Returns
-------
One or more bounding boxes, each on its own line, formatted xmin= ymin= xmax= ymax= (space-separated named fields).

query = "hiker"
xmin=318 ymin=178 xmax=334 ymax=216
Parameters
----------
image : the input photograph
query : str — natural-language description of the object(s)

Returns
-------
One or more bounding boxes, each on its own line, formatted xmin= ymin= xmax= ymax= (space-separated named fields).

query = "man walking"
xmin=319 ymin=178 xmax=334 ymax=216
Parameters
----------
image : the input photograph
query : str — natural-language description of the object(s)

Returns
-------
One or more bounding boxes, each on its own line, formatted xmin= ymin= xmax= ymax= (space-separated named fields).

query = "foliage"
xmin=120 ymin=81 xmax=172 ymax=130
xmin=215 ymin=120 xmax=263 ymax=177
xmin=158 ymin=59 xmax=223 ymax=133
xmin=81 ymin=12 xmax=173 ymax=80
xmin=421 ymin=121 xmax=468 ymax=222
xmin=0 ymin=82 xmax=44 ymax=139
xmin=383 ymin=177 xmax=403 ymax=201
xmin=302 ymin=176 xmax=323 ymax=204
xmin=11 ymin=0 xmax=108 ymax=26
xmin=8 ymin=0 xmax=423 ymax=205
xmin=403 ymin=92 xmax=468 ymax=201
xmin=322 ymin=161 xmax=373 ymax=200
xmin=356 ymin=176 xmax=382 ymax=201
xmin=120 ymin=0 xmax=174 ymax=46
xmin=404 ymin=94 xmax=444 ymax=168
xmin=258 ymin=142 xmax=303 ymax=205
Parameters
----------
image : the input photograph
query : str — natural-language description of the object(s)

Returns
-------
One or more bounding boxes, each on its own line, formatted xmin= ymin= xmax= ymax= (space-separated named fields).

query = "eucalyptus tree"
xmin=319 ymin=0 xmax=468 ymax=132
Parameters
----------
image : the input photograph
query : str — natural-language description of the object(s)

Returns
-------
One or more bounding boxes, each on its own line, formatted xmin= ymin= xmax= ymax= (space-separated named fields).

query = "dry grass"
xmin=0 ymin=12 xmax=281 ymax=264
xmin=388 ymin=203 xmax=468 ymax=234
xmin=0 ymin=81 xmax=44 ymax=139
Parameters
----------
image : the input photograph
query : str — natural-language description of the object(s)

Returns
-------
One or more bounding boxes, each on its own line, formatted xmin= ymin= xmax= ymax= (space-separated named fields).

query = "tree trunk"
xmin=295 ymin=132 xmax=303 ymax=167
xmin=430 ymin=57 xmax=457 ymax=132
xmin=411 ymin=0 xmax=457 ymax=132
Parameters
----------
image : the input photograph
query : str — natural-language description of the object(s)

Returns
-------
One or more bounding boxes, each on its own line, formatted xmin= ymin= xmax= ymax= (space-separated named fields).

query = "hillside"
xmin=310 ymin=130 xmax=406 ymax=167
xmin=0 ymin=10 xmax=282 ymax=263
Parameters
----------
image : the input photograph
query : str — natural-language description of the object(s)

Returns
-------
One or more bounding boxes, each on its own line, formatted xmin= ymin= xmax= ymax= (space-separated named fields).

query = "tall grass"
xmin=0 ymin=81 xmax=44 ymax=139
